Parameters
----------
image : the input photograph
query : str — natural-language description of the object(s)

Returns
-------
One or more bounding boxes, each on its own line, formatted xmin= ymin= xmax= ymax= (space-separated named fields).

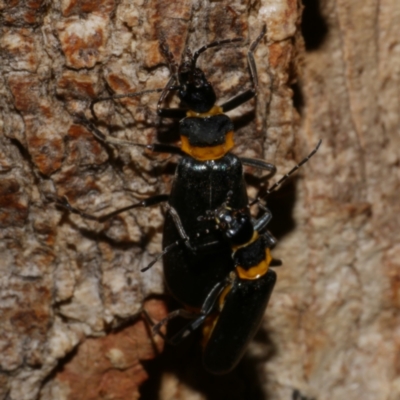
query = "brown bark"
xmin=0 ymin=0 xmax=398 ymax=399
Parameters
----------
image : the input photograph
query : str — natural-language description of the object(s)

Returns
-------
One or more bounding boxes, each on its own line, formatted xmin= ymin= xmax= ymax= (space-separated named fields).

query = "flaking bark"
xmin=1 ymin=0 xmax=398 ymax=399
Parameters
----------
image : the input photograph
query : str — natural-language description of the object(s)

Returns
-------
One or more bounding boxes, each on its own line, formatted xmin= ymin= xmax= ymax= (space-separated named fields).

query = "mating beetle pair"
xmin=151 ymin=192 xmax=278 ymax=373
xmin=149 ymin=139 xmax=320 ymax=374
xmin=55 ymin=26 xmax=320 ymax=374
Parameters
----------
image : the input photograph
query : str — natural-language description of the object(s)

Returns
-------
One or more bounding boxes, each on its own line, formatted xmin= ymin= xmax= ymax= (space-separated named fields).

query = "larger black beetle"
xmin=56 ymin=26 xmax=276 ymax=312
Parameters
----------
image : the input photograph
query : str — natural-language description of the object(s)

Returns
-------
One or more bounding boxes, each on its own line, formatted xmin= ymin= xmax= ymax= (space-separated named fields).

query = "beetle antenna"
xmin=250 ymin=140 xmax=322 ymax=206
xmin=157 ymin=77 xmax=180 ymax=113
xmin=90 ymin=88 xmax=179 ymax=120
xmin=191 ymin=37 xmax=244 ymax=69
xmin=159 ymin=35 xmax=179 ymax=80
xmin=157 ymin=35 xmax=182 ymax=111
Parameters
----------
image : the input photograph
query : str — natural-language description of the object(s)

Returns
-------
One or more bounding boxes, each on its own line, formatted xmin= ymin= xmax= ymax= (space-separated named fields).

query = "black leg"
xmin=192 ymin=37 xmax=244 ymax=65
xmin=165 ymin=204 xmax=223 ymax=253
xmin=143 ymin=203 xmax=224 ymax=273
xmin=157 ymin=108 xmax=188 ymax=119
xmin=241 ymin=156 xmax=276 ymax=180
xmin=250 ymin=140 xmax=322 ymax=205
xmin=76 ymin=113 xmax=184 ymax=156
xmin=169 ymin=314 xmax=208 ymax=345
xmin=253 ymin=204 xmax=273 ymax=232
xmin=152 ymin=279 xmax=231 ymax=344
xmin=220 ymin=25 xmax=268 ymax=113
xmin=152 ymin=309 xmax=199 ymax=337
xmin=156 ymin=43 xmax=186 ymax=118
xmin=142 ymin=237 xmax=224 ymax=274
xmin=221 ymin=90 xmax=256 ymax=113
xmin=292 ymin=389 xmax=316 ymax=400
xmin=263 ymin=230 xmax=277 ymax=247
xmin=270 ymin=258 xmax=282 ymax=267
xmin=52 ymin=194 xmax=169 ymax=222
xmin=90 ymin=88 xmax=164 ymax=120
xmin=165 ymin=204 xmax=193 ymax=247
xmin=141 ymin=240 xmax=181 ymax=272
xmin=169 ymin=278 xmax=233 ymax=345
xmin=140 ymin=307 xmax=170 ymax=344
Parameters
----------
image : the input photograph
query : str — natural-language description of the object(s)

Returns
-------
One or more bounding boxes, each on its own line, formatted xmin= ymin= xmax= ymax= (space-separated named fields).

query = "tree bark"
xmin=0 ymin=0 xmax=398 ymax=399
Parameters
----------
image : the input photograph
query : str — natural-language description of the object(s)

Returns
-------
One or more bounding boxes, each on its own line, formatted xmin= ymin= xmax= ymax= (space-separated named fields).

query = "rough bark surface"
xmin=0 ymin=0 xmax=398 ymax=399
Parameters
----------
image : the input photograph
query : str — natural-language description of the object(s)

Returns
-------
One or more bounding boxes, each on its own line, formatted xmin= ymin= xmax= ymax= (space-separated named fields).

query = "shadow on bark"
xmin=301 ymin=0 xmax=329 ymax=51
xmin=265 ymin=180 xmax=297 ymax=240
xmin=140 ymin=312 xmax=277 ymax=400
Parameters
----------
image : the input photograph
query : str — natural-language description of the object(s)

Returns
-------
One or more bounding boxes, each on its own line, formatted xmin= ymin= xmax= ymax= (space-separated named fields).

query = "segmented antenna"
xmin=90 ymin=88 xmax=164 ymax=120
xmin=250 ymin=140 xmax=322 ymax=206
xmin=247 ymin=24 xmax=266 ymax=91
xmin=191 ymin=37 xmax=244 ymax=70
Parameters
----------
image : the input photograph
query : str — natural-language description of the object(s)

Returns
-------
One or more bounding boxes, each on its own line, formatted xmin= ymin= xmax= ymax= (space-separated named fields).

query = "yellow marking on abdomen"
xmin=236 ymin=248 xmax=272 ymax=280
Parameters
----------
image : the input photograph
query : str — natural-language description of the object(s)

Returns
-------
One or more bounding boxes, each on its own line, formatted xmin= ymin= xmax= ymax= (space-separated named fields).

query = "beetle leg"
xmin=250 ymin=140 xmax=322 ymax=206
xmin=252 ymin=204 xmax=273 ymax=232
xmin=164 ymin=204 xmax=205 ymax=253
xmin=240 ymin=157 xmax=276 ymax=179
xmin=155 ymin=69 xmax=188 ymax=119
xmin=162 ymin=280 xmax=230 ymax=345
xmin=251 ymin=204 xmax=277 ymax=247
xmin=200 ymin=278 xmax=232 ymax=314
xmin=157 ymin=108 xmax=188 ymax=119
xmin=89 ymin=85 xmax=182 ymax=120
xmin=90 ymin=88 xmax=164 ymax=120
xmin=263 ymin=230 xmax=277 ymax=247
xmin=169 ymin=315 xmax=208 ymax=345
xmin=220 ymin=90 xmax=256 ymax=113
xmin=140 ymin=240 xmax=181 ymax=272
xmin=270 ymin=258 xmax=282 ymax=267
xmin=139 ymin=307 xmax=169 ymax=343
xmin=50 ymin=193 xmax=168 ymax=222
xmin=165 ymin=205 xmax=191 ymax=243
xmin=220 ymin=25 xmax=270 ymax=113
xmin=152 ymin=309 xmax=199 ymax=337
xmin=292 ymin=389 xmax=316 ymax=400
xmin=152 ymin=279 xmax=231 ymax=344
xmin=76 ymin=113 xmax=184 ymax=155
xmin=166 ymin=204 xmax=225 ymax=253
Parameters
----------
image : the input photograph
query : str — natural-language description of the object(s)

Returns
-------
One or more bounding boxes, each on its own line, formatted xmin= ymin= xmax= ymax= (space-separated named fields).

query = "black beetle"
xmin=56 ymin=26 xmax=276 ymax=312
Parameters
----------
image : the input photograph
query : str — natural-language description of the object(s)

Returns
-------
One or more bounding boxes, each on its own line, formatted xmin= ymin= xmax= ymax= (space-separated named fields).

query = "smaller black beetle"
xmin=150 ymin=194 xmax=277 ymax=374
xmin=198 ymin=196 xmax=278 ymax=374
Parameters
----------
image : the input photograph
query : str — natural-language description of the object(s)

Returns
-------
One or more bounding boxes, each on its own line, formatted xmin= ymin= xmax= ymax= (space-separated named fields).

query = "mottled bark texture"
xmin=0 ymin=0 xmax=398 ymax=399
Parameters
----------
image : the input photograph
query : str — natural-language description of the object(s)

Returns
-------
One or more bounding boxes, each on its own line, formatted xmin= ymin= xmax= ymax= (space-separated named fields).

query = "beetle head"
xmin=215 ymin=206 xmax=254 ymax=246
xmin=177 ymin=60 xmax=216 ymax=113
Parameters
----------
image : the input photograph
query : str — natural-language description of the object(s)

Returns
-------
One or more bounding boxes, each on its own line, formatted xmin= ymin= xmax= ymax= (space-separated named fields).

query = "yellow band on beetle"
xmin=186 ymin=105 xmax=223 ymax=118
xmin=180 ymin=131 xmax=234 ymax=161
xmin=236 ymin=248 xmax=272 ymax=280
